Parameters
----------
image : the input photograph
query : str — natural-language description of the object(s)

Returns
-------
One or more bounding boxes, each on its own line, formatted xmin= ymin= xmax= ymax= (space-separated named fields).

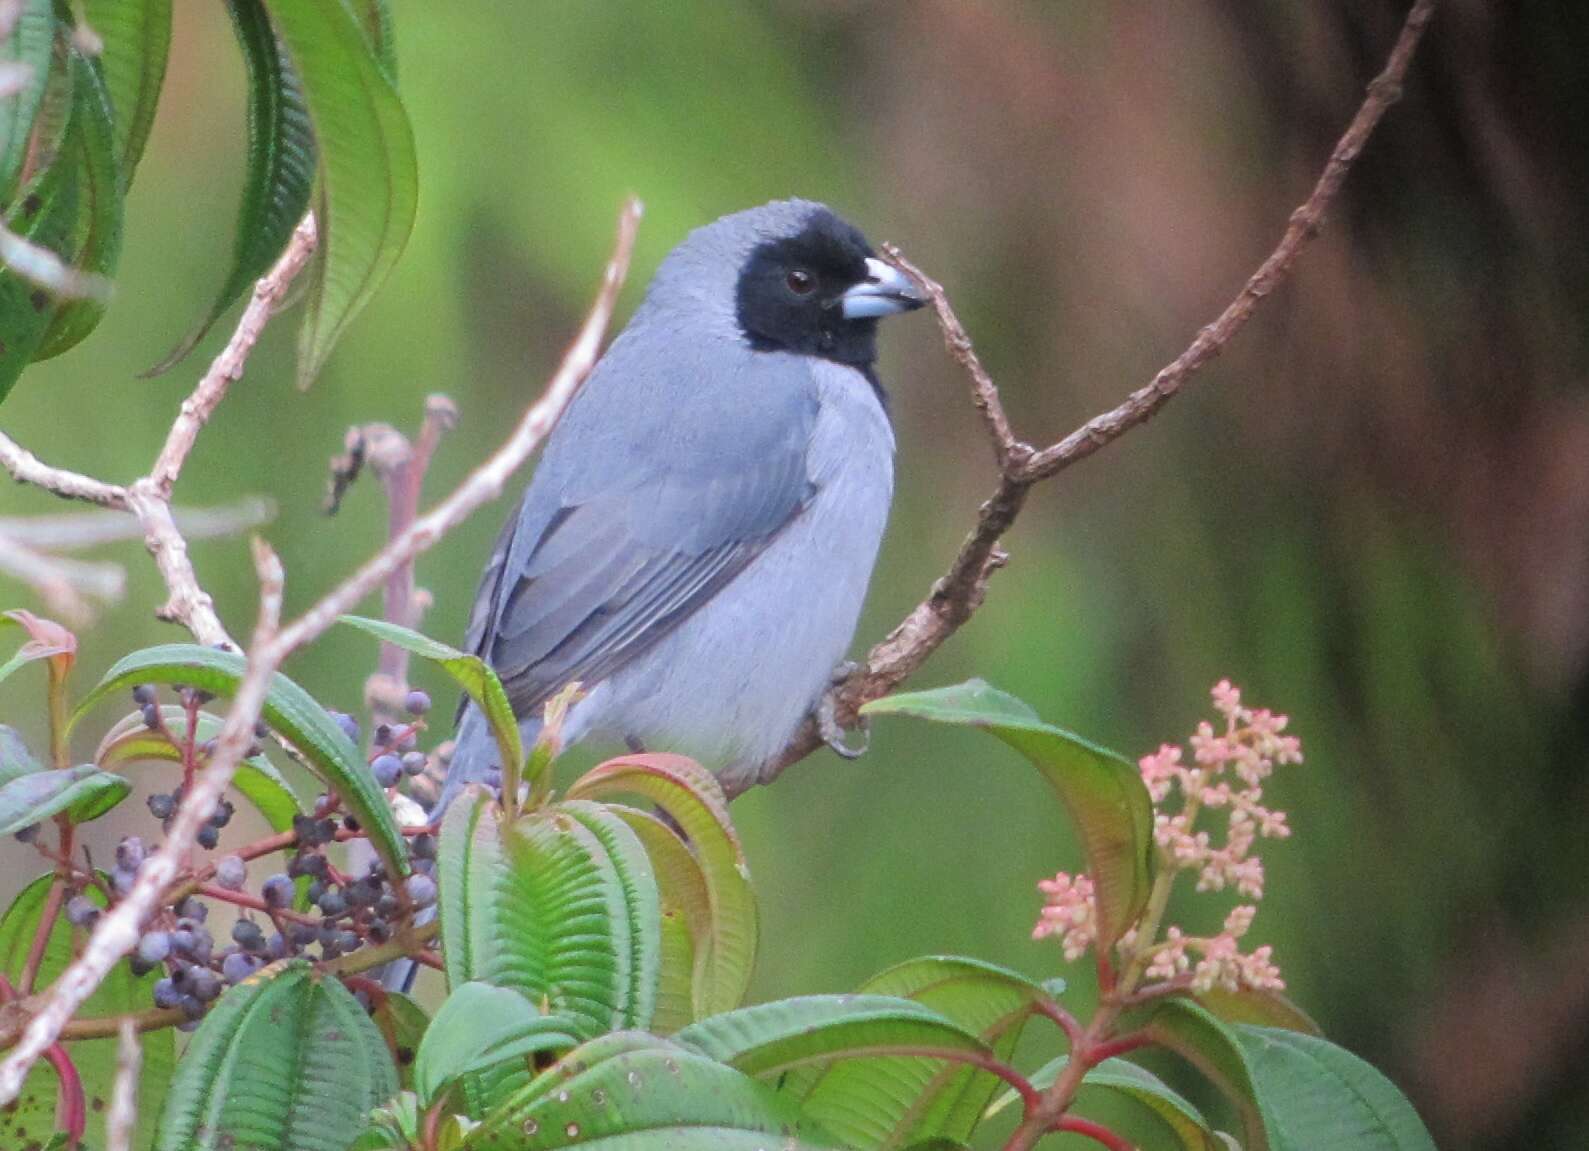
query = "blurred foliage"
xmin=2 ymin=3 xmax=1587 ymax=1147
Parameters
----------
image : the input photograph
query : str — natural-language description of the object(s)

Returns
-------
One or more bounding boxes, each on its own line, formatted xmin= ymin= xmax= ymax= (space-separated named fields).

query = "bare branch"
xmin=105 ymin=1019 xmax=139 ymax=1151
xmin=0 ymin=498 xmax=274 ymax=550
xmin=0 ymin=533 xmax=123 ymax=624
xmin=0 ymin=197 xmax=643 ymax=1101
xmin=147 ymin=216 xmax=319 ymax=498
xmin=0 ymin=433 xmax=127 ymax=508
xmin=766 ymin=0 xmax=1437 ymax=781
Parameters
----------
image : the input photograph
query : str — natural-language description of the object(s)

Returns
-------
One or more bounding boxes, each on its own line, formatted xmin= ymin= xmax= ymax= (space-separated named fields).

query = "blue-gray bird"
xmin=436 ymin=199 xmax=924 ymax=812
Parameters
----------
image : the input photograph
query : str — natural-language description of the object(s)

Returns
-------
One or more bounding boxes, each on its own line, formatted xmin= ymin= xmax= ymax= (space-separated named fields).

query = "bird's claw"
xmin=818 ymin=688 xmax=869 ymax=760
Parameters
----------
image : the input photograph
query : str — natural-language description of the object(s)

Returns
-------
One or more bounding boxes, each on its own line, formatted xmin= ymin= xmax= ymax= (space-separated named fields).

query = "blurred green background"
xmin=3 ymin=3 xmax=1588 ymax=1147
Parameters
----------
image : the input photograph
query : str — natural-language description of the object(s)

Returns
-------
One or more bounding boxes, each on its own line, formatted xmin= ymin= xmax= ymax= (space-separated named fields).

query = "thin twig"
xmin=105 ymin=1019 xmax=139 ymax=1151
xmin=0 ymin=533 xmax=123 ymax=624
xmin=766 ymin=0 xmax=1437 ymax=784
xmin=0 ymin=197 xmax=642 ymax=1104
xmin=0 ymin=498 xmax=274 ymax=550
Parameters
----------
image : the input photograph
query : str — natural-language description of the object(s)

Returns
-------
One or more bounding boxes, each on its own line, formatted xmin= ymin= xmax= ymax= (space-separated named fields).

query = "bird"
xmin=435 ymin=198 xmax=926 ymax=814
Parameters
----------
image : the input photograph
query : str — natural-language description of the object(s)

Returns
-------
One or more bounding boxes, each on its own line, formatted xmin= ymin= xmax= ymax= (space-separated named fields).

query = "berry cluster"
xmin=39 ymin=683 xmax=445 ymax=1029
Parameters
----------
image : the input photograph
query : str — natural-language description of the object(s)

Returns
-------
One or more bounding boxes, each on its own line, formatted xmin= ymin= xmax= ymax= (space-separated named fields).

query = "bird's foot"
xmin=818 ymin=682 xmax=869 ymax=760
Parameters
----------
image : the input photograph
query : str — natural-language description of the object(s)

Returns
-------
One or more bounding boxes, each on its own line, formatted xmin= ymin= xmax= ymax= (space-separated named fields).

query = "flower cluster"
xmin=1031 ymin=680 xmax=1301 ymax=994
xmin=1031 ymin=872 xmax=1096 ymax=960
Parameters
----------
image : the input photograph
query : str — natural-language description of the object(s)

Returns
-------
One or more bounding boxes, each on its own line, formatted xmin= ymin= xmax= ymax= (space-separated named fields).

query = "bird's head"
xmin=645 ymin=199 xmax=926 ymax=373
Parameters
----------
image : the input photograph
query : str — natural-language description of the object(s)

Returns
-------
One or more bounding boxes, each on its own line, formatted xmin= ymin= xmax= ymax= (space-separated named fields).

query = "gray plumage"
xmin=437 ymin=198 xmax=922 ymax=811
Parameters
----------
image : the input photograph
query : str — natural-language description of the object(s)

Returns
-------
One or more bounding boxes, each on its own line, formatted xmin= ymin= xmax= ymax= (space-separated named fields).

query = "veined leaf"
xmin=34 ymin=50 xmax=122 ymax=361
xmin=786 ymin=955 xmax=1054 ymax=1151
xmin=347 ymin=0 xmax=396 ymax=81
xmin=469 ymin=1035 xmax=838 ymax=1151
xmin=986 ymin=1055 xmax=1223 ymax=1150
xmin=413 ymin=982 xmax=579 ymax=1108
xmin=1234 ymin=1026 xmax=1436 ymax=1151
xmin=0 ymin=94 xmax=81 ymax=405
xmin=265 ymin=0 xmax=417 ymax=388
xmin=71 ymin=642 xmax=410 ymax=876
xmin=154 ymin=960 xmax=398 ymax=1151
xmin=1198 ymin=986 xmax=1322 ymax=1036
xmin=566 ymin=754 xmax=757 ymax=1016
xmin=607 ymin=804 xmax=710 ymax=1031
xmin=1137 ymin=998 xmax=1277 ymax=1151
xmin=148 ymin=0 xmax=314 ymax=374
xmin=338 ymin=615 xmax=523 ymax=784
xmin=82 ymin=0 xmax=172 ymax=176
xmin=0 ymin=761 xmax=128 ymax=833
xmin=0 ymin=874 xmax=175 ymax=1151
xmin=677 ymin=995 xmax=994 ymax=1080
xmin=0 ymin=725 xmax=42 ymax=783
xmin=95 ymin=705 xmax=302 ymax=833
xmin=0 ymin=0 xmax=53 ymax=201
xmin=863 ymin=680 xmax=1153 ymax=952
xmin=558 ymin=800 xmax=661 ymax=1030
xmin=437 ymin=792 xmax=639 ymax=1040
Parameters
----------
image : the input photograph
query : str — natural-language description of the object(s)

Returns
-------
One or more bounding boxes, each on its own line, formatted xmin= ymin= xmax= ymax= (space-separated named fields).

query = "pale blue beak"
xmin=840 ymin=257 xmax=927 ymax=319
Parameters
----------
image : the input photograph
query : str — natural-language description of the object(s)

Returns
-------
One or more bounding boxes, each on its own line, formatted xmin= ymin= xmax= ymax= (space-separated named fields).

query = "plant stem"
xmin=1055 ymin=1115 xmax=1135 ymax=1151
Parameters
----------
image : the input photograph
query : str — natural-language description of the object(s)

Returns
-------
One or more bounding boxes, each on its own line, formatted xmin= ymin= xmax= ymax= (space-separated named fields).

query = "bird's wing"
xmin=468 ymin=395 xmax=817 ymax=718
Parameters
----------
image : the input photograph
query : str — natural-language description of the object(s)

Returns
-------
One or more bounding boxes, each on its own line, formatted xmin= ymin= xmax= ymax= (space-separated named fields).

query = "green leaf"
xmin=34 ymin=50 xmax=123 ymax=361
xmin=986 ymin=1055 xmax=1223 ymax=1150
xmin=414 ymin=982 xmax=580 ymax=1107
xmin=371 ymin=989 xmax=429 ymax=1091
xmin=566 ymin=754 xmax=757 ymax=1017
xmin=347 ymin=0 xmax=396 ymax=81
xmin=147 ymin=0 xmax=315 ymax=374
xmin=1198 ymin=987 xmax=1322 ymax=1036
xmin=154 ymin=959 xmax=399 ymax=1151
xmin=1137 ymin=998 xmax=1276 ymax=1151
xmin=338 ymin=614 xmax=523 ymax=783
xmin=557 ymin=800 xmax=662 ymax=1030
xmin=94 ymin=705 xmax=303 ymax=833
xmin=863 ymin=680 xmax=1153 ymax=952
xmin=606 ymin=805 xmax=709 ymax=1032
xmin=678 ymin=995 xmax=994 ymax=1079
xmin=1233 ymin=1026 xmax=1437 ymax=1151
xmin=0 ymin=0 xmax=53 ymax=201
xmin=264 ymin=0 xmax=417 ymax=388
xmin=71 ymin=642 xmax=410 ymax=876
xmin=0 ymin=874 xmax=175 ymax=1151
xmin=469 ymin=1035 xmax=838 ymax=1151
xmin=82 ymin=0 xmax=172 ymax=175
xmin=0 ymin=82 xmax=81 ymax=406
xmin=438 ymin=792 xmax=639 ymax=1040
xmin=0 ymin=761 xmax=128 ymax=833
xmin=784 ymin=956 xmax=1054 ymax=1151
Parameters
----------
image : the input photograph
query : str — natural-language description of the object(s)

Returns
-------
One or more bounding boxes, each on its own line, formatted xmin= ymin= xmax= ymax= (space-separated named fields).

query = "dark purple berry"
xmin=137 ymin=932 xmax=171 ymax=966
xmin=318 ymin=889 xmax=347 ymax=918
xmin=12 ymin=824 xmax=38 ymax=844
xmin=131 ymin=684 xmax=157 ymax=706
xmin=232 ymin=919 xmax=264 ymax=951
xmin=115 ymin=837 xmax=146 ymax=872
xmin=410 ymin=833 xmax=436 ymax=861
xmin=176 ymin=896 xmax=207 ymax=922
xmin=152 ymin=977 xmax=181 ymax=1009
xmin=213 ymin=855 xmax=246 ymax=891
xmin=375 ymin=893 xmax=399 ymax=917
xmin=140 ymin=704 xmax=161 ymax=729
xmin=342 ymin=814 xmax=361 ymax=833
xmin=371 ymin=754 xmax=402 ymax=788
xmin=401 ymin=752 xmax=427 ymax=777
xmin=405 ymin=874 xmax=437 ymax=908
xmin=262 ymin=874 xmax=293 ymax=909
xmin=367 ymin=919 xmax=392 ymax=944
xmin=179 ymin=994 xmax=206 ymax=1021
xmin=328 ymin=710 xmax=360 ymax=745
xmin=373 ymin=724 xmax=394 ymax=748
xmin=221 ymin=953 xmax=257 ymax=984
xmin=188 ymin=967 xmax=221 ymax=1002
xmin=404 ymin=690 xmax=431 ymax=716
xmin=65 ymin=895 xmax=100 ymax=928
xmin=208 ymin=799 xmax=234 ymax=828
xmin=147 ymin=792 xmax=176 ymax=820
xmin=288 ymin=923 xmax=317 ymax=948
xmin=110 ymin=867 xmax=137 ymax=898
xmin=195 ymin=825 xmax=220 ymax=850
xmin=336 ymin=930 xmax=359 ymax=953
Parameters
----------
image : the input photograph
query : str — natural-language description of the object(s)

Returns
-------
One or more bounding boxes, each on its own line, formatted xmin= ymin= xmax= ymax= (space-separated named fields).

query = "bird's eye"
xmin=785 ymin=268 xmax=816 ymax=295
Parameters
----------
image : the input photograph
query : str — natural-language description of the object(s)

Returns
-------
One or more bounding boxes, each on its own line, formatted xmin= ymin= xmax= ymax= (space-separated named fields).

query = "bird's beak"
xmin=840 ymin=257 xmax=928 ymax=319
